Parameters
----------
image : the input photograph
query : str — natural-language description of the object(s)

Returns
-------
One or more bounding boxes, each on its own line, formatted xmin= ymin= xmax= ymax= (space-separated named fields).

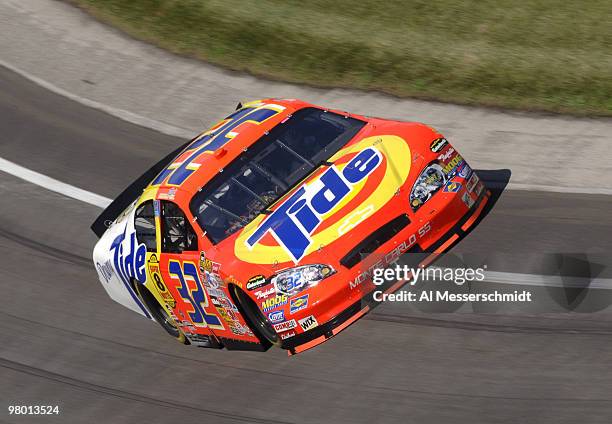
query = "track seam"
xmin=0 ymin=227 xmax=91 ymax=268
xmin=0 ymin=357 xmax=295 ymax=424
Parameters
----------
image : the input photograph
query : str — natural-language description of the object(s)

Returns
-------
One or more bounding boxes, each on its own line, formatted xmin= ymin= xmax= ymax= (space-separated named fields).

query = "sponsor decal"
xmin=289 ymin=294 xmax=309 ymax=314
xmin=198 ymin=252 xmax=206 ymax=275
xmin=443 ymin=181 xmax=462 ymax=193
xmin=219 ymin=296 xmax=238 ymax=311
xmin=254 ymin=286 xmax=276 ymax=300
xmin=273 ymin=319 xmax=297 ymax=333
xmin=298 ymin=315 xmax=318 ymax=331
xmin=475 ymin=181 xmax=484 ymax=196
xmin=148 ymin=253 xmax=160 ymax=272
xmin=430 ymin=138 xmax=448 ymax=153
xmin=158 ymin=187 xmax=177 ymax=200
xmin=246 ymin=275 xmax=267 ymax=291
xmin=204 ymin=271 xmax=223 ymax=289
xmin=458 ymin=163 xmax=472 ymax=179
xmin=161 ymin=294 xmax=176 ymax=309
xmin=442 ymin=154 xmax=463 ymax=175
xmin=274 ymin=272 xmax=306 ymax=296
xmin=153 ymin=200 xmax=160 ymax=217
xmin=199 ymin=253 xmax=222 ymax=289
xmin=437 ymin=147 xmax=455 ymax=162
xmin=229 ymin=323 xmax=253 ymax=336
xmin=462 ymin=191 xmax=475 ymax=208
xmin=267 ymin=310 xmax=285 ymax=323
xmin=261 ymin=295 xmax=288 ymax=312
xmin=215 ymin=306 xmax=231 ymax=320
xmin=245 ymin=147 xmax=383 ymax=262
xmin=225 ymin=275 xmax=242 ymax=288
xmin=466 ymin=173 xmax=479 ymax=193
xmin=148 ymin=254 xmax=176 ymax=308
xmin=96 ymin=260 xmax=113 ymax=283
xmin=207 ymin=287 xmax=225 ymax=299
xmin=424 ymin=168 xmax=445 ymax=186
xmin=338 ymin=205 xmax=375 ymax=236
xmin=199 ymin=252 xmax=220 ymax=275
xmin=280 ymin=331 xmax=296 ymax=340
xmin=216 ymin=307 xmax=251 ymax=336
xmin=110 ymin=229 xmax=147 ymax=284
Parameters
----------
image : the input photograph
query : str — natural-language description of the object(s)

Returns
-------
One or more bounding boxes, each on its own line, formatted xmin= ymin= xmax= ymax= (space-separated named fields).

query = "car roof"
xmin=146 ymin=98 xmax=369 ymax=204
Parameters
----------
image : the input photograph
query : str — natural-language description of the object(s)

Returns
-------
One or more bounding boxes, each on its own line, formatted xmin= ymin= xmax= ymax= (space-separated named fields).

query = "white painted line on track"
xmin=423 ymin=268 xmax=612 ymax=290
xmin=392 ymin=265 xmax=612 ymax=290
xmin=0 ymin=157 xmax=112 ymax=208
xmin=486 ymin=181 xmax=612 ymax=196
xmin=484 ymin=270 xmax=612 ymax=290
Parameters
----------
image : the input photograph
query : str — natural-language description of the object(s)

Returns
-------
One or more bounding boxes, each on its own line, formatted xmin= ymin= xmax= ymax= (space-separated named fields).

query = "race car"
xmin=91 ymin=99 xmax=490 ymax=354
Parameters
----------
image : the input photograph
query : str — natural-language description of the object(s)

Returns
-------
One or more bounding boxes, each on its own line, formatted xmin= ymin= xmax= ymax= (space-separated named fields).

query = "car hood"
xmin=221 ymin=132 xmax=416 ymax=274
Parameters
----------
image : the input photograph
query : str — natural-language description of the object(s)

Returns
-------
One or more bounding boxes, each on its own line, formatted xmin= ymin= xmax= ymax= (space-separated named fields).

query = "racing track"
xmin=1 ymin=65 xmax=612 ymax=424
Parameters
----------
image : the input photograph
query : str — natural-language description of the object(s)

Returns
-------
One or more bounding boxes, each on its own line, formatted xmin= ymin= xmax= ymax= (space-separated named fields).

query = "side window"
xmin=161 ymin=201 xmax=198 ymax=253
xmin=134 ymin=201 xmax=157 ymax=252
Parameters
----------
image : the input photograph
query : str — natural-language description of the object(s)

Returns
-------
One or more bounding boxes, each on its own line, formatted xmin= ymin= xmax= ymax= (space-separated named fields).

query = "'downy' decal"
xmin=109 ymin=225 xmax=151 ymax=318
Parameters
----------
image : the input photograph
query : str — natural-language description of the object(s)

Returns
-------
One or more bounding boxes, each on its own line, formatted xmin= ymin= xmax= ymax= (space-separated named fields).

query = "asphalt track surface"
xmin=1 ymin=65 xmax=612 ymax=424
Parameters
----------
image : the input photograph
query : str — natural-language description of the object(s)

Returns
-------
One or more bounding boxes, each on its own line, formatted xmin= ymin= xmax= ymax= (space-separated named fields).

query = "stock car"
xmin=91 ymin=99 xmax=489 ymax=355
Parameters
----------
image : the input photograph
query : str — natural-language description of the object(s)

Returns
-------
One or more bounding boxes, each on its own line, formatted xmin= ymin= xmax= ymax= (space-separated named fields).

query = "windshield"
xmin=190 ymin=107 xmax=366 ymax=244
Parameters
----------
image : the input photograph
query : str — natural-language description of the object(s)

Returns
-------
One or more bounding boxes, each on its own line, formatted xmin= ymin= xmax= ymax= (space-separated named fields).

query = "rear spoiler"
xmin=90 ymin=140 xmax=191 ymax=238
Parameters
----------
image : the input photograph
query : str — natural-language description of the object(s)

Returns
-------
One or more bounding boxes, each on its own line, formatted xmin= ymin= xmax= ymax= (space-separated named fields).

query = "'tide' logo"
xmin=110 ymin=230 xmax=147 ymax=285
xmin=246 ymin=147 xmax=382 ymax=262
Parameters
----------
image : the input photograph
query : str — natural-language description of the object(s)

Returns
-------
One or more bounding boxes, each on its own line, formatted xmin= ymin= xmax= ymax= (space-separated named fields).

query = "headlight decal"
xmin=272 ymin=264 xmax=335 ymax=296
xmin=410 ymin=162 xmax=447 ymax=210
xmin=411 ymin=143 xmax=467 ymax=211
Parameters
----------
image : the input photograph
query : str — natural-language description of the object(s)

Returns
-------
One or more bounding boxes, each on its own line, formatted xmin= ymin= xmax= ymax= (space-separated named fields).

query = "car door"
xmin=134 ymin=199 xmax=183 ymax=331
xmin=156 ymin=199 xmax=227 ymax=343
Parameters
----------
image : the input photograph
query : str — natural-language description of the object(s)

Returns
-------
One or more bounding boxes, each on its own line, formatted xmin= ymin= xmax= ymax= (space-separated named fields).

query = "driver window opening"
xmin=134 ymin=201 xmax=157 ymax=252
xmin=161 ymin=201 xmax=198 ymax=253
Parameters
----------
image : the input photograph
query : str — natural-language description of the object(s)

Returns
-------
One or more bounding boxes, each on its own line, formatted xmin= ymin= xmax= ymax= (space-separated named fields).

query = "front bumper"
xmin=283 ymin=187 xmax=491 ymax=355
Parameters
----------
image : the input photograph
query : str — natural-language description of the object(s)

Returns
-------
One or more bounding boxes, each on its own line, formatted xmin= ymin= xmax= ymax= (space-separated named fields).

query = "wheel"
xmin=133 ymin=280 xmax=189 ymax=344
xmin=230 ymin=285 xmax=281 ymax=348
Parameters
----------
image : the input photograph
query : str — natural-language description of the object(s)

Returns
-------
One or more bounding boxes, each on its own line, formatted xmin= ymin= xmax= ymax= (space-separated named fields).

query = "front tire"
xmin=230 ymin=285 xmax=281 ymax=348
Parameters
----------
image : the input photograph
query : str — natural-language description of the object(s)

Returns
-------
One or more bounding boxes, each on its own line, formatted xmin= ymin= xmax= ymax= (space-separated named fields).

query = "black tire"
xmin=230 ymin=285 xmax=280 ymax=348
xmin=133 ymin=280 xmax=189 ymax=344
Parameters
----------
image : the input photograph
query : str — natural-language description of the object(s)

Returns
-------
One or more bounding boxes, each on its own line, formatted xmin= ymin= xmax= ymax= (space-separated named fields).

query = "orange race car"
xmin=91 ymin=99 xmax=490 ymax=354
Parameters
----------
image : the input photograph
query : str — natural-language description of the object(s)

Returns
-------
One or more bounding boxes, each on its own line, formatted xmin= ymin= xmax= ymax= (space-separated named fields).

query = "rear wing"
xmin=90 ymin=140 xmax=191 ymax=238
